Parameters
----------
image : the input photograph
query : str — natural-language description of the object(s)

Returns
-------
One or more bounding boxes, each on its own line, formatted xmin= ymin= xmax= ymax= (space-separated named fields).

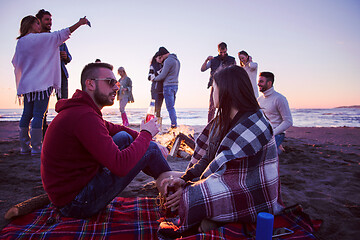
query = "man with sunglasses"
xmin=41 ymin=62 xmax=172 ymax=219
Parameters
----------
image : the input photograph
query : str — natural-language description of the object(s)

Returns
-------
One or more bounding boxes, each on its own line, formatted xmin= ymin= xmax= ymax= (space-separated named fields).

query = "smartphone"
xmin=272 ymin=227 xmax=294 ymax=237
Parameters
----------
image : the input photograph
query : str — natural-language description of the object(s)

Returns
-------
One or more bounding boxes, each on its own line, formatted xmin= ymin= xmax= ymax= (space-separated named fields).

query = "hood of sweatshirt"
xmin=55 ymin=89 xmax=102 ymax=116
xmin=168 ymin=53 xmax=178 ymax=61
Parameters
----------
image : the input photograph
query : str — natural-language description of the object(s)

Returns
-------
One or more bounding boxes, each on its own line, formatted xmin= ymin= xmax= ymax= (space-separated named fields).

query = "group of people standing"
xmin=201 ymin=42 xmax=293 ymax=150
xmin=13 ymin=9 xmax=291 ymax=239
xmin=118 ymin=46 xmax=181 ymax=129
xmin=12 ymin=10 xmax=89 ymax=156
xmin=147 ymin=47 xmax=181 ymax=129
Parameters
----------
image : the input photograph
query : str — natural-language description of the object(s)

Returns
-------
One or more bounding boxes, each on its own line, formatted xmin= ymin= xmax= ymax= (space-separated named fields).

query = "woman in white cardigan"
xmin=12 ymin=15 xmax=89 ymax=155
xmin=238 ymin=50 xmax=259 ymax=98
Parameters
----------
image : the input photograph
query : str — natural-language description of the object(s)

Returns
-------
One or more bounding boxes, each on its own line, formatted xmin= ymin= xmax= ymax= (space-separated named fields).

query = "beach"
xmin=0 ymin=121 xmax=359 ymax=239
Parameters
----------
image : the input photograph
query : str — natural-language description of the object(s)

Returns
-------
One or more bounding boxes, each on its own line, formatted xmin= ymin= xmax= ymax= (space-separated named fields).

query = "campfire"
xmin=154 ymin=126 xmax=195 ymax=159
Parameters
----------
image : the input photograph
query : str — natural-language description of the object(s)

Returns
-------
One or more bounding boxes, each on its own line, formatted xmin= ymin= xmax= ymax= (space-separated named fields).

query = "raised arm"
xmin=69 ymin=17 xmax=89 ymax=33
xmin=201 ymin=56 xmax=213 ymax=72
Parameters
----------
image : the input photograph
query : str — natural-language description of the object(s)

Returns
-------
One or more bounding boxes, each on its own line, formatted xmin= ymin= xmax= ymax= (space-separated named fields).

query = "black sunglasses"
xmin=91 ymin=78 xmax=118 ymax=87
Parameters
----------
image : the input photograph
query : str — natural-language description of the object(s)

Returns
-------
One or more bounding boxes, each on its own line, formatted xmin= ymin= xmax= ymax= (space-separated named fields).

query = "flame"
xmin=154 ymin=125 xmax=196 ymax=157
xmin=154 ymin=125 xmax=195 ymax=146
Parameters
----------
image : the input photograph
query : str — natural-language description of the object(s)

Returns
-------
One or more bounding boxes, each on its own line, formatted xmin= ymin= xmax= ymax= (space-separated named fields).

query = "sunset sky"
xmin=0 ymin=0 xmax=359 ymax=110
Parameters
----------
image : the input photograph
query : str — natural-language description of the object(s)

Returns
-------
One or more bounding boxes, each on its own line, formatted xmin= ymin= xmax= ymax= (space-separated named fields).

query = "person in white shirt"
xmin=238 ymin=50 xmax=259 ymax=98
xmin=257 ymin=72 xmax=293 ymax=152
xmin=12 ymin=15 xmax=89 ymax=156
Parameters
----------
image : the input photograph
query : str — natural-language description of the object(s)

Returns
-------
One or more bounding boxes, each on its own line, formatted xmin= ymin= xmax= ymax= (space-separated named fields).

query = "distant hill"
xmin=336 ymin=105 xmax=360 ymax=109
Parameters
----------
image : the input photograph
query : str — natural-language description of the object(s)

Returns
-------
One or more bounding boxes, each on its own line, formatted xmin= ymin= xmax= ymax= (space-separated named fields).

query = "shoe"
xmin=30 ymin=128 xmax=42 ymax=156
xmin=19 ymin=127 xmax=31 ymax=154
xmin=157 ymin=221 xmax=181 ymax=240
xmin=199 ymin=218 xmax=220 ymax=232
xmin=121 ymin=112 xmax=129 ymax=126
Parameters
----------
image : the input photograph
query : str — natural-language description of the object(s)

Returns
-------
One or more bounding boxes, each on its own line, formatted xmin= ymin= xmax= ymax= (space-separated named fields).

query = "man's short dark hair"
xmin=259 ymin=72 xmax=275 ymax=85
xmin=218 ymin=42 xmax=227 ymax=50
xmin=81 ymin=63 xmax=113 ymax=90
xmin=35 ymin=9 xmax=51 ymax=20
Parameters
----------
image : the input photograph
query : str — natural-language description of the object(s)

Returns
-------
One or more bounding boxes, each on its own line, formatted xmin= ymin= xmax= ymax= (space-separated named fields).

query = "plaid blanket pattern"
xmin=179 ymin=110 xmax=283 ymax=231
xmin=0 ymin=197 xmax=160 ymax=240
xmin=0 ymin=198 xmax=320 ymax=239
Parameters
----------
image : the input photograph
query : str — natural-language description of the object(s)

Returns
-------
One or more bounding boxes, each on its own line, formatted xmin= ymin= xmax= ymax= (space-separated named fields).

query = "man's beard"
xmin=94 ymin=88 xmax=115 ymax=107
xmin=259 ymin=85 xmax=268 ymax=93
xmin=41 ymin=24 xmax=51 ymax=32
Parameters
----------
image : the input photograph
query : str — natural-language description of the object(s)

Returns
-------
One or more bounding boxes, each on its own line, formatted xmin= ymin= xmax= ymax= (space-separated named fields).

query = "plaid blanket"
xmin=0 ymin=198 xmax=320 ymax=239
xmin=179 ymin=110 xmax=283 ymax=231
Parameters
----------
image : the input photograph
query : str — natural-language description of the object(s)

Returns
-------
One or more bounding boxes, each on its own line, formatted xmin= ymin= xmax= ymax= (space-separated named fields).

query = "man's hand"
xmin=201 ymin=56 xmax=214 ymax=72
xmin=60 ymin=51 xmax=68 ymax=61
xmin=206 ymin=56 xmax=214 ymax=62
xmin=140 ymin=117 xmax=159 ymax=137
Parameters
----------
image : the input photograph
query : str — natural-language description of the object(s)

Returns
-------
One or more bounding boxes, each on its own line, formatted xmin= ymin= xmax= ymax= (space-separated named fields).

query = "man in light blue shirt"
xmin=36 ymin=9 xmax=73 ymax=136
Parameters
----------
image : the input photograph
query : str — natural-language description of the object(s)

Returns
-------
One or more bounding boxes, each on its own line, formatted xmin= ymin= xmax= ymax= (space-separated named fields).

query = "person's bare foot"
xmin=4 ymin=207 xmax=19 ymax=220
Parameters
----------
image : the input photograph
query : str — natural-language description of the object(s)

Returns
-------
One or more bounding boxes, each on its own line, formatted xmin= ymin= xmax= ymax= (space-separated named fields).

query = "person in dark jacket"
xmin=148 ymin=52 xmax=164 ymax=118
xmin=201 ymin=42 xmax=236 ymax=122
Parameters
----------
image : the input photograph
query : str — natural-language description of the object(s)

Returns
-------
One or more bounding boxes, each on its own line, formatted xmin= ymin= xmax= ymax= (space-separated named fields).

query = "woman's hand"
xmin=161 ymin=176 xmax=185 ymax=210
xmin=69 ymin=16 xmax=90 ymax=33
xmin=78 ymin=16 xmax=89 ymax=26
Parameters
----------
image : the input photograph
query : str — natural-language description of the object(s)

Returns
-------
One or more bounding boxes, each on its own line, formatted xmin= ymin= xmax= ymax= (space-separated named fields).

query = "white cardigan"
xmin=242 ymin=61 xmax=259 ymax=98
xmin=12 ymin=28 xmax=71 ymax=101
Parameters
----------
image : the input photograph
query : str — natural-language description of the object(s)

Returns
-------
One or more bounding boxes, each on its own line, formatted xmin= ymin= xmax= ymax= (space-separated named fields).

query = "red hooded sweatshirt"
xmin=41 ymin=90 xmax=152 ymax=207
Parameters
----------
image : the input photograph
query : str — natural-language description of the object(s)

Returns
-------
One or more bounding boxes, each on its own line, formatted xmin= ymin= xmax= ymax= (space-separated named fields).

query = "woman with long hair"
xmin=12 ymin=15 xmax=89 ymax=156
xmin=157 ymin=65 xmax=283 ymax=238
xmin=238 ymin=50 xmax=259 ymax=98
xmin=148 ymin=52 xmax=164 ymax=118
xmin=117 ymin=67 xmax=134 ymax=126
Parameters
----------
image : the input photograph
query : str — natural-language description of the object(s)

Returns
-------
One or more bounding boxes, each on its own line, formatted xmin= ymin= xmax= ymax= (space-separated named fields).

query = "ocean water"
xmin=0 ymin=107 xmax=359 ymax=128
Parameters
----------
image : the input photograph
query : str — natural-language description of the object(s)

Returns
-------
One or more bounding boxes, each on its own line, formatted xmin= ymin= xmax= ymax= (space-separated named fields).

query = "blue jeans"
xmin=163 ymin=85 xmax=178 ymax=127
xmin=59 ymin=131 xmax=171 ymax=218
xmin=275 ymin=133 xmax=285 ymax=147
xmin=208 ymin=87 xmax=215 ymax=122
xmin=119 ymin=97 xmax=128 ymax=113
xmin=275 ymin=133 xmax=285 ymax=154
xmin=19 ymin=94 xmax=50 ymax=129
xmin=56 ymin=71 xmax=68 ymax=100
xmin=151 ymin=91 xmax=164 ymax=117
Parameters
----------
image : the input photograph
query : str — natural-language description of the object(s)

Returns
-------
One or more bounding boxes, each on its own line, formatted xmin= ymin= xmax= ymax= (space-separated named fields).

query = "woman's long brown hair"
xmin=17 ymin=15 xmax=39 ymax=39
xmin=212 ymin=65 xmax=260 ymax=140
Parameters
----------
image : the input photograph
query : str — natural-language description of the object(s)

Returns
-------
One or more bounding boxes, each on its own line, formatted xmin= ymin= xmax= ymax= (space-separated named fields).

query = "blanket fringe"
xmin=16 ymin=87 xmax=58 ymax=105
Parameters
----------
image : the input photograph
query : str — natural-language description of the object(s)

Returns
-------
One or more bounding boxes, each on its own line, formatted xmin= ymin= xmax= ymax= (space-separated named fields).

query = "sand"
xmin=0 ymin=121 xmax=359 ymax=239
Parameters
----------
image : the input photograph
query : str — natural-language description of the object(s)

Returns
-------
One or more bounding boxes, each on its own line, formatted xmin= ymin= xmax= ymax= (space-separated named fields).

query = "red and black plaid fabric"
xmin=0 ymin=198 xmax=320 ymax=239
xmin=179 ymin=110 xmax=283 ymax=232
